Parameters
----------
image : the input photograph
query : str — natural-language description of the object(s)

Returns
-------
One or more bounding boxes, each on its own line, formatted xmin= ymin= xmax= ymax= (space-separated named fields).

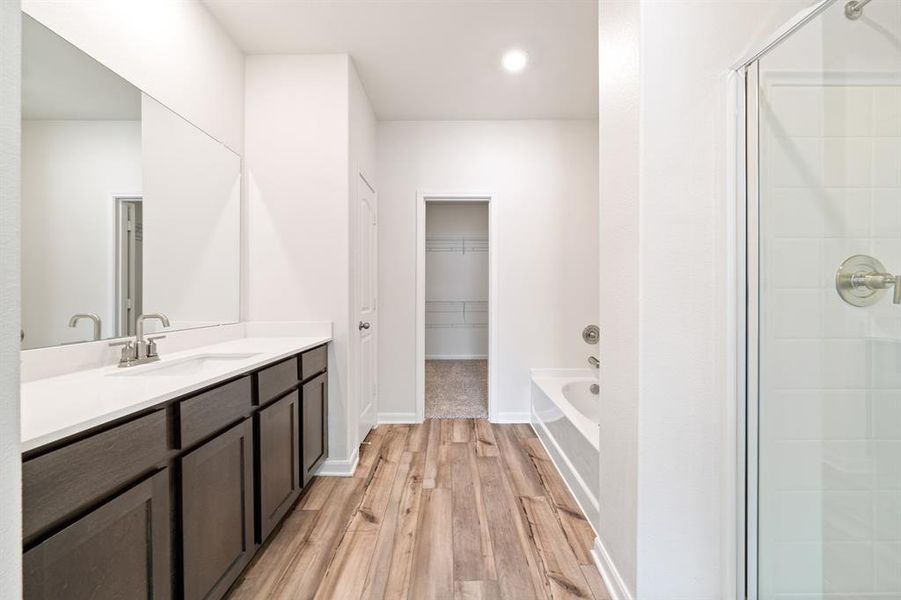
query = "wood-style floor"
xmin=229 ymin=419 xmax=610 ymax=600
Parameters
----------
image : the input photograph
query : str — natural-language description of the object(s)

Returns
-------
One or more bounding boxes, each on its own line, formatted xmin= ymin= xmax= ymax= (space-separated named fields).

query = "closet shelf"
xmin=425 ymin=235 xmax=488 ymax=253
xmin=425 ymin=300 xmax=487 ymax=328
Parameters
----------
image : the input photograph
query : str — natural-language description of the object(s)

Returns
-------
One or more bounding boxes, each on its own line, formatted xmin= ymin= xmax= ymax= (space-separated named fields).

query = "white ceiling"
xmin=22 ymin=15 xmax=141 ymax=121
xmin=202 ymin=0 xmax=598 ymax=121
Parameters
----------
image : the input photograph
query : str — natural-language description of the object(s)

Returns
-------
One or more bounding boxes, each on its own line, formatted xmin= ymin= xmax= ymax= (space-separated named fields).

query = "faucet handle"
xmin=146 ymin=336 xmax=166 ymax=358
xmin=110 ymin=339 xmax=137 ymax=364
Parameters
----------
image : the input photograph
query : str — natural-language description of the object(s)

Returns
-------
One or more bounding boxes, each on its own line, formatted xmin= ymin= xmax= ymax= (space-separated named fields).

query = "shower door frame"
xmin=732 ymin=1 xmax=839 ymax=598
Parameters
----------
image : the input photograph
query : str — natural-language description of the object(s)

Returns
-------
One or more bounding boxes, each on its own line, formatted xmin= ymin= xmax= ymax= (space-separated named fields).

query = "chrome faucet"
xmin=588 ymin=356 xmax=601 ymax=394
xmin=114 ymin=313 xmax=170 ymax=367
xmin=69 ymin=313 xmax=102 ymax=341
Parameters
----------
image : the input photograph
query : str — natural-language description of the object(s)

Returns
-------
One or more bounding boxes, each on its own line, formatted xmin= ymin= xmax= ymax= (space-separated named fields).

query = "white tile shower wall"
xmin=760 ymin=81 xmax=901 ymax=598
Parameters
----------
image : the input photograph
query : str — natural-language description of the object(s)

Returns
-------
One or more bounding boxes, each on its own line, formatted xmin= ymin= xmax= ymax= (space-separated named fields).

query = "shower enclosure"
xmin=739 ymin=0 xmax=901 ymax=597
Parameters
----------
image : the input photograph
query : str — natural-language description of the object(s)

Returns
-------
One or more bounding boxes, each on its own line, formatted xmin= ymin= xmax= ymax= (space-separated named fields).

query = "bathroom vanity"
xmin=20 ymin=339 xmax=330 ymax=600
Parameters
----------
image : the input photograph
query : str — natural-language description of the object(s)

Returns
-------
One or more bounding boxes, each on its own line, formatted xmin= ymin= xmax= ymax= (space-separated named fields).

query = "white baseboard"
xmin=377 ymin=411 xmax=420 ymax=424
xmin=591 ymin=537 xmax=633 ymax=600
xmin=316 ymin=446 xmax=359 ymax=477
xmin=425 ymin=354 xmax=488 ymax=360
xmin=491 ymin=411 xmax=531 ymax=423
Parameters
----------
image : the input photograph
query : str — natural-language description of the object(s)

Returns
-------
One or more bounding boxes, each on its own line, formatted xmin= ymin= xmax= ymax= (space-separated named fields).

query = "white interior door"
xmin=356 ymin=174 xmax=377 ymax=442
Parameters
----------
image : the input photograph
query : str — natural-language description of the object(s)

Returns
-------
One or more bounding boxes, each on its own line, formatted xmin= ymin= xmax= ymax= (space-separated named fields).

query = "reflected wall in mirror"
xmin=21 ymin=14 xmax=240 ymax=350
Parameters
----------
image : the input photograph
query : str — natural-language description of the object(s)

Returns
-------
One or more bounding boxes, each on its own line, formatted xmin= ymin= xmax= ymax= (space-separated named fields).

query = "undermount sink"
xmin=109 ymin=353 xmax=261 ymax=377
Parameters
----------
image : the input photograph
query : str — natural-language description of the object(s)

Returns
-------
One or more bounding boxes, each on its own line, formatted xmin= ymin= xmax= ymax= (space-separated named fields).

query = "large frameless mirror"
xmin=21 ymin=14 xmax=241 ymax=350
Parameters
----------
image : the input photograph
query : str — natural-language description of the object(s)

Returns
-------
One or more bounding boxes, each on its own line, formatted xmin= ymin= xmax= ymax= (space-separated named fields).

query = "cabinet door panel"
xmin=302 ymin=373 xmax=328 ymax=486
xmin=258 ymin=390 xmax=300 ymax=541
xmin=23 ymin=469 xmax=171 ymax=600
xmin=23 ymin=409 xmax=168 ymax=542
xmin=181 ymin=419 xmax=254 ymax=600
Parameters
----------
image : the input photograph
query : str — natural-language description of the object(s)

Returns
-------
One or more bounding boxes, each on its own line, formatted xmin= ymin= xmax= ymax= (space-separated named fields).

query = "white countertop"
xmin=20 ymin=336 xmax=331 ymax=453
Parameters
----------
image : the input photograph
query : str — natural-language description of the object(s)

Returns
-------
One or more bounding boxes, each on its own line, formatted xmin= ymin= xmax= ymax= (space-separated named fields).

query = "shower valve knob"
xmin=836 ymin=255 xmax=901 ymax=307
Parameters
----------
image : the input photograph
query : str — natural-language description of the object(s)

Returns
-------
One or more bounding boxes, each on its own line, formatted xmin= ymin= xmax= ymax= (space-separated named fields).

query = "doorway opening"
xmin=417 ymin=195 xmax=494 ymax=420
xmin=114 ymin=195 xmax=143 ymax=338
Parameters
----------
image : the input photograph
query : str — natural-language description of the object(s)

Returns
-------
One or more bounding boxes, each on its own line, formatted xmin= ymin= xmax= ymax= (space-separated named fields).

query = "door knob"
xmin=836 ymin=255 xmax=901 ymax=306
xmin=359 ymin=321 xmax=371 ymax=330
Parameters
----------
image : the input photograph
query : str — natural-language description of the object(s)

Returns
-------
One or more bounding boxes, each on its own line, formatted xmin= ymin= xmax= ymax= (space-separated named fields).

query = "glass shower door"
xmin=755 ymin=0 xmax=901 ymax=597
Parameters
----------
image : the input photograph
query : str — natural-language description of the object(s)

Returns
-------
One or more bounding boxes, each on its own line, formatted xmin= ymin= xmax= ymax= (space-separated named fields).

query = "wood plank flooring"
xmin=230 ymin=420 xmax=609 ymax=600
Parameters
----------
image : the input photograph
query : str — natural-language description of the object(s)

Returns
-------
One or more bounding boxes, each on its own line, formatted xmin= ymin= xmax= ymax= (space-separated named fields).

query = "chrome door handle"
xmin=359 ymin=321 xmax=371 ymax=330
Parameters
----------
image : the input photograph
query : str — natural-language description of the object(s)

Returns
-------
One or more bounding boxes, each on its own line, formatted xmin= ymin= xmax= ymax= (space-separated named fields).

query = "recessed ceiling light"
xmin=501 ymin=49 xmax=529 ymax=73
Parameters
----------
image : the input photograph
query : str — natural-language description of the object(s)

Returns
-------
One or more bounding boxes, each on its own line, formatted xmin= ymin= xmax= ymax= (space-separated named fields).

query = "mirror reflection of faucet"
xmin=68 ymin=313 xmax=102 ymax=341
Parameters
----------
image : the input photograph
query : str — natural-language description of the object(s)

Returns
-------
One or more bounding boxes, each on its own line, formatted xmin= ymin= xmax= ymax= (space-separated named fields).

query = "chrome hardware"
xmin=110 ymin=339 xmax=138 ymax=365
xmin=582 ymin=324 xmax=600 ymax=345
xmin=845 ymin=0 xmax=873 ymax=20
xmin=836 ymin=255 xmax=901 ymax=307
xmin=69 ymin=313 xmax=102 ymax=341
xmin=588 ymin=356 xmax=600 ymax=369
xmin=590 ymin=383 xmax=600 ymax=395
xmin=146 ymin=335 xmax=167 ymax=359
xmin=359 ymin=321 xmax=371 ymax=331
xmin=117 ymin=313 xmax=170 ymax=367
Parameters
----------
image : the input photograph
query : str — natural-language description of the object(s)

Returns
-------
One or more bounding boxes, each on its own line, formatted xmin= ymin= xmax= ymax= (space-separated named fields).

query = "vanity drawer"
xmin=301 ymin=345 xmax=328 ymax=380
xmin=23 ymin=409 xmax=169 ymax=542
xmin=257 ymin=357 xmax=299 ymax=405
xmin=179 ymin=376 xmax=252 ymax=448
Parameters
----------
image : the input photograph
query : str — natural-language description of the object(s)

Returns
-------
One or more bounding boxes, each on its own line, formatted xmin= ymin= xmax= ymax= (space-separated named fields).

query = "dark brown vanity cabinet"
xmin=257 ymin=390 xmax=301 ymax=542
xmin=23 ymin=469 xmax=171 ymax=600
xmin=181 ymin=418 xmax=255 ymax=600
xmin=22 ymin=343 xmax=329 ymax=600
xmin=302 ymin=372 xmax=328 ymax=486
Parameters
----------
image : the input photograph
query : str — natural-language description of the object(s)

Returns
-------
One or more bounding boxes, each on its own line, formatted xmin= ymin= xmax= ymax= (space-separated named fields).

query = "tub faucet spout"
xmin=588 ymin=356 xmax=599 ymax=368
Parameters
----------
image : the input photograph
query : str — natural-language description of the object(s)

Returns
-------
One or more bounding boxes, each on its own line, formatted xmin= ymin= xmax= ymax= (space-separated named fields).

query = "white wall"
xmin=21 ymin=119 xmax=141 ymax=348
xmin=246 ymin=54 xmax=377 ymax=466
xmin=141 ymin=95 xmax=241 ymax=332
xmin=22 ymin=0 xmax=244 ymax=153
xmin=595 ymin=0 xmax=640 ymax=594
xmin=0 ymin=0 xmax=22 ymax=596
xmin=425 ymin=202 xmax=489 ymax=359
xmin=378 ymin=120 xmax=599 ymax=421
xmin=595 ymin=1 xmax=811 ymax=599
xmin=638 ymin=3 xmax=814 ymax=598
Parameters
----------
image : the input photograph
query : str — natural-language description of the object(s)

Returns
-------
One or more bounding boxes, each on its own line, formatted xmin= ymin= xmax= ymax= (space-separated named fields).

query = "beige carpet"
xmin=425 ymin=359 xmax=488 ymax=419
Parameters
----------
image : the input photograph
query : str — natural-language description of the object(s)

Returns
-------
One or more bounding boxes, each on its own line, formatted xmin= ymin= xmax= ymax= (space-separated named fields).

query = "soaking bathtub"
xmin=530 ymin=368 xmax=600 ymax=530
